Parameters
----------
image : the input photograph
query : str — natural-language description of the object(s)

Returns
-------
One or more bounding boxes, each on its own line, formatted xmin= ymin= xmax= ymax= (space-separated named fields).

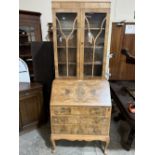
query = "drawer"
xmin=51 ymin=106 xmax=111 ymax=117
xmin=52 ymin=116 xmax=109 ymax=125
xmin=52 ymin=124 xmax=108 ymax=135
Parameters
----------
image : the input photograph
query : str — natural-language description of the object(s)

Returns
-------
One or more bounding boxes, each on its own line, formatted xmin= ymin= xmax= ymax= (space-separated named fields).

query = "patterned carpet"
xmin=19 ymin=110 xmax=135 ymax=155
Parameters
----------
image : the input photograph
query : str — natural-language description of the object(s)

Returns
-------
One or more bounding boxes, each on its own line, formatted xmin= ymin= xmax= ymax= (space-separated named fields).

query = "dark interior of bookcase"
xmin=56 ymin=12 xmax=106 ymax=77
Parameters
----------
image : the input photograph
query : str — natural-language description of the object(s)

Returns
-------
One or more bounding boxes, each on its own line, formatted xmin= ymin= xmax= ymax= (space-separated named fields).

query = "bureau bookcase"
xmin=50 ymin=0 xmax=112 ymax=154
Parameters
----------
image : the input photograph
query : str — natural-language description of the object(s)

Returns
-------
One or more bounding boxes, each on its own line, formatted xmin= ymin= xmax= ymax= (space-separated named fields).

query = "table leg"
xmin=51 ymin=137 xmax=56 ymax=153
xmin=122 ymin=127 xmax=135 ymax=150
xmin=101 ymin=138 xmax=109 ymax=155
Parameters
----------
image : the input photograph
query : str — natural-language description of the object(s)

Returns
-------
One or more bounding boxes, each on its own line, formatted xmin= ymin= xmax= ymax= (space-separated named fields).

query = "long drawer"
xmin=52 ymin=116 xmax=109 ymax=125
xmin=52 ymin=124 xmax=108 ymax=135
xmin=51 ymin=106 xmax=111 ymax=117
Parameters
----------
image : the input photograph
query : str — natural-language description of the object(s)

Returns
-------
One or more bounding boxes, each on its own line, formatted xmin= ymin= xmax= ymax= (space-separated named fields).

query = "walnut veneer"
xmin=50 ymin=80 xmax=111 ymax=154
xmin=50 ymin=0 xmax=112 ymax=154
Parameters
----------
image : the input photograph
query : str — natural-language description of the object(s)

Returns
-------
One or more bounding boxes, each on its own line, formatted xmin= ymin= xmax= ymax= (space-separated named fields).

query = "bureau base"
xmin=50 ymin=134 xmax=110 ymax=155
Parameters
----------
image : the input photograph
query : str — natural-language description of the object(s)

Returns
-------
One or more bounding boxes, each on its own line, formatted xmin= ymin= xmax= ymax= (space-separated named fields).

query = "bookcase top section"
xmin=52 ymin=0 xmax=111 ymax=3
xmin=51 ymin=79 xmax=111 ymax=106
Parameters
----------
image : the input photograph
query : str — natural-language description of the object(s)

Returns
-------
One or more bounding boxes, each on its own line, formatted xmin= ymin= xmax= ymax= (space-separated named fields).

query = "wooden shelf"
xmin=56 ymin=28 xmax=78 ymax=30
xmin=26 ymin=58 xmax=33 ymax=61
xmin=84 ymin=46 xmax=104 ymax=48
xmin=59 ymin=62 xmax=76 ymax=65
xmin=57 ymin=46 xmax=103 ymax=48
xmin=57 ymin=46 xmax=77 ymax=48
xmin=84 ymin=61 xmax=102 ymax=65
xmin=83 ymin=76 xmax=102 ymax=79
xmin=84 ymin=28 xmax=105 ymax=30
xmin=19 ymin=34 xmax=28 ymax=37
xmin=19 ymin=43 xmax=31 ymax=47
xmin=20 ymin=54 xmax=32 ymax=58
xmin=58 ymin=76 xmax=77 ymax=79
xmin=56 ymin=28 xmax=105 ymax=30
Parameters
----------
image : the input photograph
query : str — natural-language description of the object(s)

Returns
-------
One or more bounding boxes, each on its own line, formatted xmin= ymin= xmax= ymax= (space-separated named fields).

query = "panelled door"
xmin=80 ymin=9 xmax=110 ymax=79
xmin=53 ymin=9 xmax=110 ymax=79
xmin=53 ymin=10 xmax=80 ymax=78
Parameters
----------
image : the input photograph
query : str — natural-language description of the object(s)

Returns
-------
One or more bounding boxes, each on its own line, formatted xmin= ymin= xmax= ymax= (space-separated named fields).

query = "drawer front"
xmin=52 ymin=124 xmax=108 ymax=135
xmin=52 ymin=116 xmax=109 ymax=125
xmin=52 ymin=106 xmax=111 ymax=117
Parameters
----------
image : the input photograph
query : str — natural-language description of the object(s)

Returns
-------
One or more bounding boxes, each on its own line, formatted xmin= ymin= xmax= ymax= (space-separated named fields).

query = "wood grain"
xmin=52 ymin=1 xmax=111 ymax=79
xmin=109 ymin=22 xmax=135 ymax=80
xmin=51 ymin=1 xmax=111 ymax=154
xmin=19 ymin=82 xmax=43 ymax=131
xmin=50 ymin=80 xmax=112 ymax=154
xmin=51 ymin=79 xmax=111 ymax=106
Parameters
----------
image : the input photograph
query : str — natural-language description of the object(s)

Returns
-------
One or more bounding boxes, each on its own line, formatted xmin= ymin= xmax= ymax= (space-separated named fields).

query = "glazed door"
xmin=53 ymin=10 xmax=80 ymax=78
xmin=81 ymin=10 xmax=110 ymax=79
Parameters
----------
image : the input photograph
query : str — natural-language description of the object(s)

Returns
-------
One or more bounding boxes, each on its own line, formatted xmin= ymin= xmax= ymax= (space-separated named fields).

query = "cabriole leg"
xmin=104 ymin=138 xmax=110 ymax=155
xmin=51 ymin=136 xmax=56 ymax=153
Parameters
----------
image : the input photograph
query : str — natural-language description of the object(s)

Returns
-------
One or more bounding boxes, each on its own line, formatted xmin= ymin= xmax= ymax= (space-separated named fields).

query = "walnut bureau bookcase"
xmin=50 ymin=0 xmax=112 ymax=154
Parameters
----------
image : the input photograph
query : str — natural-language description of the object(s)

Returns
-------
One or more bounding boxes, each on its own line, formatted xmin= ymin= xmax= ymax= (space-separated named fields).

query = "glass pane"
xmin=84 ymin=48 xmax=93 ymax=63
xmin=84 ymin=30 xmax=105 ymax=47
xmin=85 ymin=13 xmax=106 ymax=29
xmin=69 ymin=64 xmax=76 ymax=76
xmin=58 ymin=48 xmax=66 ymax=62
xmin=56 ymin=13 xmax=77 ymax=77
xmin=58 ymin=64 xmax=67 ymax=76
xmin=68 ymin=48 xmax=76 ymax=63
xmin=58 ymin=48 xmax=76 ymax=63
xmin=57 ymin=30 xmax=77 ymax=47
xmin=56 ymin=13 xmax=77 ymax=29
xmin=19 ymin=26 xmax=36 ymax=42
xmin=84 ymin=64 xmax=92 ymax=76
xmin=94 ymin=65 xmax=102 ymax=76
xmin=84 ymin=13 xmax=106 ymax=77
xmin=95 ymin=48 xmax=104 ymax=62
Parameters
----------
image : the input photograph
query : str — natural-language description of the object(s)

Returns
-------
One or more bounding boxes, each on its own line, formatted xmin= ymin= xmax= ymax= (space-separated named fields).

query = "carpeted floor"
xmin=19 ymin=110 xmax=135 ymax=155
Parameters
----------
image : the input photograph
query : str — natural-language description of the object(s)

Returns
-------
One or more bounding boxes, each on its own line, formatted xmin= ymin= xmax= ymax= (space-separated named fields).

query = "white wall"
xmin=19 ymin=0 xmax=135 ymax=41
xmin=111 ymin=0 xmax=135 ymax=22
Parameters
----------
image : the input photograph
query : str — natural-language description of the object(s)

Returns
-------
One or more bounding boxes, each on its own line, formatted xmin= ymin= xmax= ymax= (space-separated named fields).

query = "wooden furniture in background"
xmin=48 ymin=23 xmax=53 ymax=42
xmin=121 ymin=49 xmax=135 ymax=64
xmin=19 ymin=82 xmax=43 ymax=131
xmin=110 ymin=22 xmax=135 ymax=80
xmin=19 ymin=10 xmax=42 ymax=81
xmin=110 ymin=81 xmax=135 ymax=150
xmin=50 ymin=0 xmax=112 ymax=154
